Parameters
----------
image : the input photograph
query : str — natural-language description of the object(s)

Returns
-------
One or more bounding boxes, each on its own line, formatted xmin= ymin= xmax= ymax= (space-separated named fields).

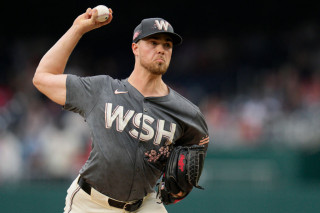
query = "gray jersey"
xmin=64 ymin=74 xmax=209 ymax=202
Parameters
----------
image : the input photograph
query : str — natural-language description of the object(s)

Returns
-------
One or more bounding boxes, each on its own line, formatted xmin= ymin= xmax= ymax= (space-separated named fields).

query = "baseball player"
xmin=33 ymin=7 xmax=209 ymax=213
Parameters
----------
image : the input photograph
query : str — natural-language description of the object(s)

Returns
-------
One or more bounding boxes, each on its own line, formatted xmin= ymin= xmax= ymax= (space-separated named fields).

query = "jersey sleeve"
xmin=176 ymin=111 xmax=210 ymax=150
xmin=63 ymin=74 xmax=109 ymax=118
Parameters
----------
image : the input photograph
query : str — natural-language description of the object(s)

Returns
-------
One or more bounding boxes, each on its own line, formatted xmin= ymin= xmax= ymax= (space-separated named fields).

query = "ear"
xmin=132 ymin=43 xmax=139 ymax=56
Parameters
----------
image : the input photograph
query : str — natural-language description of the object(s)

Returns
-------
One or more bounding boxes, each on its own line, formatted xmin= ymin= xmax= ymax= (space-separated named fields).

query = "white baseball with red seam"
xmin=93 ymin=5 xmax=110 ymax=22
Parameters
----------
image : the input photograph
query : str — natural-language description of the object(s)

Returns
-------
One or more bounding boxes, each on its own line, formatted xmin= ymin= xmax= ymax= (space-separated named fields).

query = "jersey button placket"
xmin=143 ymin=99 xmax=148 ymax=113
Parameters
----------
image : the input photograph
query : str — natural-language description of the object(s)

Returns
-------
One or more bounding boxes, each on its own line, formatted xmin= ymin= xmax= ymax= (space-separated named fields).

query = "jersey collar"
xmin=122 ymin=78 xmax=173 ymax=102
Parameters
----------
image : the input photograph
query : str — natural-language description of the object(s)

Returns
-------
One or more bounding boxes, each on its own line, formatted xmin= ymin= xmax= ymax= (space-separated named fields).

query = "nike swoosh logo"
xmin=114 ymin=89 xmax=128 ymax=94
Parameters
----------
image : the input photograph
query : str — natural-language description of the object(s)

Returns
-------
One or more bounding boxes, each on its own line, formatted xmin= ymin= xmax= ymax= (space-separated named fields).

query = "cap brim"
xmin=134 ymin=32 xmax=183 ymax=46
xmin=166 ymin=32 xmax=183 ymax=46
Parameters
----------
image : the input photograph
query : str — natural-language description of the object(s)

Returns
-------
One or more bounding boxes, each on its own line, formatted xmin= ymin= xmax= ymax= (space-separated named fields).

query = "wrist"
xmin=69 ymin=24 xmax=85 ymax=39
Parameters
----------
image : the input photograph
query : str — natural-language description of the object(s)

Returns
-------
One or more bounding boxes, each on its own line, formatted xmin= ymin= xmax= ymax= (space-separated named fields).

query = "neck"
xmin=128 ymin=68 xmax=169 ymax=97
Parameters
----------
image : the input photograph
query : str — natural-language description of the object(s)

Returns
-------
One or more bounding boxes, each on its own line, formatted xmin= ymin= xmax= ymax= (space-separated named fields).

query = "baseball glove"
xmin=157 ymin=145 xmax=206 ymax=205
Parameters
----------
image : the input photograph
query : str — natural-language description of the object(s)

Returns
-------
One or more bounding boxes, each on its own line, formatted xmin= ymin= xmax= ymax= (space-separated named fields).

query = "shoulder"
xmin=170 ymin=88 xmax=202 ymax=117
xmin=67 ymin=74 xmax=120 ymax=87
xmin=70 ymin=74 xmax=115 ymax=82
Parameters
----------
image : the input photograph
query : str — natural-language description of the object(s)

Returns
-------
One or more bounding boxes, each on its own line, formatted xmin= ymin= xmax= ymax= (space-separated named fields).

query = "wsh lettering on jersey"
xmin=105 ymin=103 xmax=176 ymax=145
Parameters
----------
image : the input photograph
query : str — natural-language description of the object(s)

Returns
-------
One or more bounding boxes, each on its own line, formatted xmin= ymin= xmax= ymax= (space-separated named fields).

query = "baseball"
xmin=93 ymin=5 xmax=110 ymax=22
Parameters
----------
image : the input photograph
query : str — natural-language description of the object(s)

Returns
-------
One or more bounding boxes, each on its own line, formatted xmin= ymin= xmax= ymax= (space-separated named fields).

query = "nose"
xmin=157 ymin=44 xmax=165 ymax=54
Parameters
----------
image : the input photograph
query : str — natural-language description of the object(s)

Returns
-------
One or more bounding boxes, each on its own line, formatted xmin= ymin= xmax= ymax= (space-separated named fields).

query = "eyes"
xmin=149 ymin=40 xmax=173 ymax=49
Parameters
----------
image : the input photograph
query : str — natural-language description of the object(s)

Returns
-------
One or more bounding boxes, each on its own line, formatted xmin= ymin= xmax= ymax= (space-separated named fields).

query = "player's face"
xmin=136 ymin=34 xmax=173 ymax=75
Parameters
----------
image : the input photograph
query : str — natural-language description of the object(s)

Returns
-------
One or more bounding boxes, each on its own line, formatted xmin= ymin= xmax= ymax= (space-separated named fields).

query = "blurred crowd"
xmin=1 ymin=20 xmax=320 ymax=183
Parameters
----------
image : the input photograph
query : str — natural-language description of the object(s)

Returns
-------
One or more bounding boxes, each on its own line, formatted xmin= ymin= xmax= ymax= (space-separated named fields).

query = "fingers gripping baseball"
xmin=73 ymin=7 xmax=113 ymax=35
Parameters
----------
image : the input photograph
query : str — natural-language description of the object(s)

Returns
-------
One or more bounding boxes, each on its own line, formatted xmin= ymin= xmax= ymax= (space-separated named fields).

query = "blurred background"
xmin=1 ymin=0 xmax=320 ymax=212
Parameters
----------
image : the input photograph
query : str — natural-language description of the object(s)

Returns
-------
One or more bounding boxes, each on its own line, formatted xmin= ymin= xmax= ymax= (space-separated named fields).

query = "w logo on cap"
xmin=155 ymin=20 xmax=169 ymax=31
xmin=133 ymin=18 xmax=182 ymax=45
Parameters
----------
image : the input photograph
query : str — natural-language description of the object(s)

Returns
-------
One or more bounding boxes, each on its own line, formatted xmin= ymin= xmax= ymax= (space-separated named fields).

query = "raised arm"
xmin=33 ymin=7 xmax=113 ymax=105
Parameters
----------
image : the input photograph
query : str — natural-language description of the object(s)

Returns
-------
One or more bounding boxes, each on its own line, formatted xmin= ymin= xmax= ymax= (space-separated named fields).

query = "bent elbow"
xmin=32 ymin=70 xmax=47 ymax=91
xmin=32 ymin=73 xmax=41 ymax=89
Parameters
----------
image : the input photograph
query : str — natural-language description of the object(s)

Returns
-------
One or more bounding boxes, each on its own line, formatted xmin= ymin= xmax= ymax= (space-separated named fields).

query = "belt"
xmin=78 ymin=176 xmax=143 ymax=212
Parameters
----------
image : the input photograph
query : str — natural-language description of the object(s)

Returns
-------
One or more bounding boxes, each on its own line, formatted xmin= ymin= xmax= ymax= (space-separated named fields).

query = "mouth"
xmin=155 ymin=58 xmax=165 ymax=63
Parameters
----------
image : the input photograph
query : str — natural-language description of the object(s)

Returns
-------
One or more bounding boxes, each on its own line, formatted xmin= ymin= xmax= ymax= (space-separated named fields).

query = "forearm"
xmin=32 ymin=7 xmax=113 ymax=105
xmin=35 ymin=26 xmax=83 ymax=76
xmin=34 ymin=6 xmax=113 ymax=77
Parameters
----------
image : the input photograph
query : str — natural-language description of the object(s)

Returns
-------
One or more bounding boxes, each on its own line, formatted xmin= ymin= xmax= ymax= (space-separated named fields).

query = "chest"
xmin=89 ymin=93 xmax=184 ymax=146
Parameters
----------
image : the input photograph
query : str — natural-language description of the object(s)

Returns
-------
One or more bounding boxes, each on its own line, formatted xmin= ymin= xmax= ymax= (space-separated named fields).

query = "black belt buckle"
xmin=108 ymin=198 xmax=143 ymax=212
xmin=124 ymin=199 xmax=143 ymax=212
